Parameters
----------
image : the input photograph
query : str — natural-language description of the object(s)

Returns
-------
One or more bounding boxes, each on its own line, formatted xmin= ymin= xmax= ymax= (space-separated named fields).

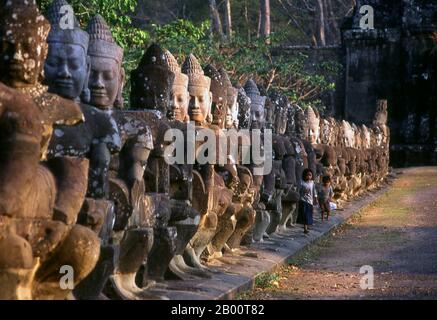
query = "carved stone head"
xmin=237 ymin=88 xmax=252 ymax=130
xmin=353 ymin=123 xmax=362 ymax=149
xmin=342 ymin=120 xmax=355 ymax=148
xmin=264 ymin=95 xmax=275 ymax=131
xmin=182 ymin=54 xmax=212 ymax=126
xmin=131 ymin=44 xmax=175 ymax=115
xmin=244 ymin=79 xmax=266 ymax=130
xmin=0 ymin=0 xmax=51 ymax=88
xmin=373 ymin=99 xmax=388 ymax=127
xmin=219 ymin=68 xmax=239 ymax=129
xmin=269 ymin=91 xmax=288 ymax=135
xmin=163 ymin=50 xmax=189 ymax=122
xmin=294 ymin=106 xmax=308 ymax=140
xmin=44 ymin=0 xmax=90 ymax=102
xmin=204 ymin=64 xmax=227 ymax=128
xmin=285 ymin=104 xmax=297 ymax=137
xmin=361 ymin=124 xmax=371 ymax=149
xmin=86 ymin=14 xmax=124 ymax=110
xmin=306 ymin=106 xmax=320 ymax=144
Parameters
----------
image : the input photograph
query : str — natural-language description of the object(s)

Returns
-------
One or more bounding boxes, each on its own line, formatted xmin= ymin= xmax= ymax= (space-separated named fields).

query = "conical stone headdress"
xmin=163 ymin=49 xmax=188 ymax=88
xmin=237 ymin=88 xmax=252 ymax=129
xmin=86 ymin=14 xmax=123 ymax=64
xmin=219 ymin=68 xmax=238 ymax=105
xmin=0 ymin=0 xmax=51 ymax=43
xmin=45 ymin=0 xmax=89 ymax=51
xmin=244 ymin=79 xmax=266 ymax=107
xmin=182 ymin=54 xmax=211 ymax=89
xmin=204 ymin=64 xmax=227 ymax=106
xmin=130 ymin=43 xmax=175 ymax=111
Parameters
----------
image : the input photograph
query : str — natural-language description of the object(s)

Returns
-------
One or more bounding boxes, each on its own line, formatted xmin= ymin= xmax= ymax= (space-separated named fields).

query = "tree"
xmin=277 ymin=0 xmax=355 ymax=46
xmin=313 ymin=0 xmax=326 ymax=46
xmin=209 ymin=0 xmax=224 ymax=40
xmin=259 ymin=0 xmax=271 ymax=44
xmin=223 ymin=0 xmax=233 ymax=39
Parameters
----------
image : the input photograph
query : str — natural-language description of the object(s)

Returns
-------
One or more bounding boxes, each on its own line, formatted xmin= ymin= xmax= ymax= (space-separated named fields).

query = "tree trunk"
xmin=245 ymin=1 xmax=251 ymax=42
xmin=209 ymin=0 xmax=224 ymax=40
xmin=223 ymin=0 xmax=233 ymax=40
xmin=326 ymin=0 xmax=340 ymax=44
xmin=259 ymin=0 xmax=271 ymax=44
xmin=313 ymin=0 xmax=326 ymax=47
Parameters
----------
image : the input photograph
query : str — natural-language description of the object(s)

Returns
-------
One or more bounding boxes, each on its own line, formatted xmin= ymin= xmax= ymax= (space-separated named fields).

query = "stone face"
xmin=44 ymin=0 xmax=90 ymax=101
xmin=164 ymin=50 xmax=190 ymax=122
xmin=87 ymin=14 xmax=125 ymax=110
xmin=182 ymin=54 xmax=212 ymax=126
xmin=244 ymin=79 xmax=266 ymax=131
xmin=204 ymin=64 xmax=228 ymax=129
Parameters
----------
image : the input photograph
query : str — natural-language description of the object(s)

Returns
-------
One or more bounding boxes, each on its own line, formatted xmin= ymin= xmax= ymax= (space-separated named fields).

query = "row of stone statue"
xmin=0 ymin=0 xmax=390 ymax=300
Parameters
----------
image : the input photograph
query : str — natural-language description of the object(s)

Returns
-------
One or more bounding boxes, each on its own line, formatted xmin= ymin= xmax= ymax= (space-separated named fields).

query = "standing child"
xmin=297 ymin=169 xmax=318 ymax=234
xmin=319 ymin=175 xmax=334 ymax=221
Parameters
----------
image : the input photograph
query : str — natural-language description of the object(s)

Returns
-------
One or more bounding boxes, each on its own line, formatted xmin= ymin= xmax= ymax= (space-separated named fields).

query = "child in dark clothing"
xmin=319 ymin=175 xmax=334 ymax=221
xmin=297 ymin=169 xmax=318 ymax=234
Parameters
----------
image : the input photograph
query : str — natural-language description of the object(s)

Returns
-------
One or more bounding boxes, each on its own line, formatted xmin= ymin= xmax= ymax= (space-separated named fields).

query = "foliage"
xmin=37 ymin=0 xmax=150 ymax=49
xmin=255 ymin=272 xmax=281 ymax=289
xmin=151 ymin=19 xmax=341 ymax=110
xmin=153 ymin=19 xmax=212 ymax=58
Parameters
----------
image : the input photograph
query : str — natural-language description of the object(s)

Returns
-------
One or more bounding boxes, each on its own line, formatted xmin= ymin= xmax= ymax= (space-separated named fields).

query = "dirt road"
xmin=246 ymin=167 xmax=437 ymax=300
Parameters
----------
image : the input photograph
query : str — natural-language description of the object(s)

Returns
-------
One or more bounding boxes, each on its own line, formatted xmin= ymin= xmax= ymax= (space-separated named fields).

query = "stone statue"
xmin=164 ymin=50 xmax=190 ymax=122
xmin=237 ymin=88 xmax=252 ymax=130
xmin=0 ymin=0 xmax=100 ymax=299
xmin=131 ymin=44 xmax=175 ymax=116
xmin=295 ymin=106 xmax=309 ymax=141
xmin=179 ymin=54 xmax=233 ymax=271
xmin=243 ymin=79 xmax=270 ymax=242
xmin=306 ymin=106 xmax=321 ymax=145
xmin=44 ymin=0 xmax=121 ymax=202
xmin=41 ymin=1 xmax=126 ymax=299
xmin=82 ymin=15 xmax=160 ymax=300
xmin=219 ymin=68 xmax=239 ymax=130
xmin=155 ymin=50 xmax=203 ymax=280
xmin=204 ymin=64 xmax=228 ymax=129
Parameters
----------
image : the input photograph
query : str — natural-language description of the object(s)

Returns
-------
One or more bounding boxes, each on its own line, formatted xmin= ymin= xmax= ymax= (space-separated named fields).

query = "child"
xmin=319 ymin=175 xmax=334 ymax=221
xmin=297 ymin=169 xmax=318 ymax=234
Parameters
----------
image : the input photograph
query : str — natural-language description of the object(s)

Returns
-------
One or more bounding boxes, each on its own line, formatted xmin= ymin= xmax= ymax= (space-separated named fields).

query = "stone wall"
xmin=342 ymin=0 xmax=437 ymax=167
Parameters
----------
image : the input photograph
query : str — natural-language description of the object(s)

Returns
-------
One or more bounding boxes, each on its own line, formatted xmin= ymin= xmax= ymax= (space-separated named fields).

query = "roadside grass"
xmin=255 ymin=272 xmax=282 ymax=289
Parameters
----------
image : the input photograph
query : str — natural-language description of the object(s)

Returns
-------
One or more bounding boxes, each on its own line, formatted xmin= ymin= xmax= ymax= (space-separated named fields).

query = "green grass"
xmin=255 ymin=272 xmax=281 ymax=289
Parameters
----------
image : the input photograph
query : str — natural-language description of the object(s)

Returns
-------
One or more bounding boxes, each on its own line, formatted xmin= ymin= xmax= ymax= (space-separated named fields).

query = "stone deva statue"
xmin=81 ymin=15 xmax=160 ymax=300
xmin=131 ymin=44 xmax=175 ymax=116
xmin=237 ymin=88 xmax=252 ymax=130
xmin=127 ymin=44 xmax=175 ymax=286
xmin=45 ymin=0 xmax=121 ymax=201
xmin=180 ymin=54 xmax=233 ymax=272
xmin=183 ymin=54 xmax=212 ymax=127
xmin=204 ymin=64 xmax=228 ymax=129
xmin=219 ymin=68 xmax=239 ymax=130
xmin=306 ymin=106 xmax=321 ymax=145
xmin=243 ymin=79 xmax=270 ymax=242
xmin=164 ymin=50 xmax=190 ymax=122
xmin=0 ymin=0 xmax=100 ymax=300
xmin=161 ymin=50 xmax=204 ymax=280
xmin=42 ymin=2 xmax=128 ymax=299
